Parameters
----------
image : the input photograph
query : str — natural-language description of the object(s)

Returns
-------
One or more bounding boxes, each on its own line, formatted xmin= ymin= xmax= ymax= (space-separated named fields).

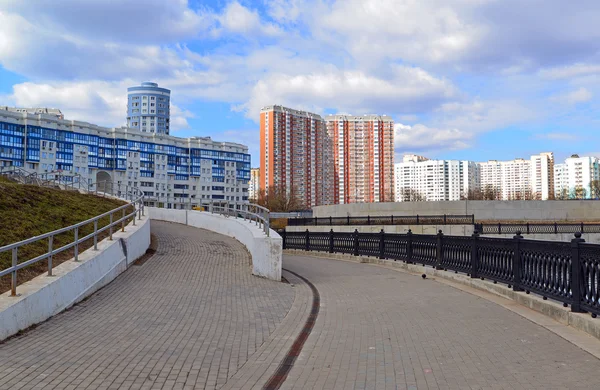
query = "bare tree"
xmin=590 ymin=180 xmax=600 ymax=199
xmin=483 ymin=185 xmax=500 ymax=200
xmin=556 ymin=187 xmax=569 ymax=200
xmin=464 ymin=188 xmax=484 ymax=200
xmin=399 ymin=188 xmax=426 ymax=202
xmin=257 ymin=184 xmax=307 ymax=212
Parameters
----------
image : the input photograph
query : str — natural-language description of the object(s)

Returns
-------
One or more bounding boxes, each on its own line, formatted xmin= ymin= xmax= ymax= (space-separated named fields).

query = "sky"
xmin=1 ymin=0 xmax=600 ymax=166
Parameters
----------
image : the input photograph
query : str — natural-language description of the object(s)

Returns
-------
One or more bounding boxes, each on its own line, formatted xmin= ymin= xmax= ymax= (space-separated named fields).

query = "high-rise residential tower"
xmin=127 ymin=82 xmax=171 ymax=135
xmin=554 ymin=155 xmax=600 ymax=199
xmin=260 ymin=105 xmax=334 ymax=208
xmin=326 ymin=114 xmax=395 ymax=204
xmin=249 ymin=168 xmax=260 ymax=201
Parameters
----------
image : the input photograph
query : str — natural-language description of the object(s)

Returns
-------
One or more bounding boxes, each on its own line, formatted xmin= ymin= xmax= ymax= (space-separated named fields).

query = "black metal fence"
xmin=287 ymin=214 xmax=475 ymax=227
xmin=476 ymin=222 xmax=600 ymax=235
xmin=282 ymin=229 xmax=600 ymax=317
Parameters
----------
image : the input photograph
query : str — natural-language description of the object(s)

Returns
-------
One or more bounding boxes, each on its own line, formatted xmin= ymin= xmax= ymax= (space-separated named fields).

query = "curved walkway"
xmin=282 ymin=254 xmax=600 ymax=390
xmin=0 ymin=221 xmax=295 ymax=390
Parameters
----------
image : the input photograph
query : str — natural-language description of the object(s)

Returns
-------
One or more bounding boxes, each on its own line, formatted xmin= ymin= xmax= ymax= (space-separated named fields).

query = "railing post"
xmin=314 ymin=217 xmax=317 ymax=226
xmin=74 ymin=226 xmax=79 ymax=261
xmin=353 ymin=229 xmax=359 ymax=256
xmin=48 ymin=235 xmax=53 ymax=276
xmin=571 ymin=232 xmax=585 ymax=313
xmin=282 ymin=229 xmax=287 ymax=249
xmin=329 ymin=229 xmax=334 ymax=253
xmin=109 ymin=213 xmax=113 ymax=240
xmin=379 ymin=229 xmax=385 ymax=259
xmin=391 ymin=215 xmax=394 ymax=225
xmin=554 ymin=222 xmax=558 ymax=234
xmin=581 ymin=222 xmax=584 ymax=234
xmin=512 ymin=231 xmax=523 ymax=291
xmin=347 ymin=215 xmax=350 ymax=225
xmin=329 ymin=216 xmax=332 ymax=226
xmin=367 ymin=215 xmax=370 ymax=225
xmin=122 ymin=208 xmax=126 ymax=232
xmin=498 ymin=223 xmax=501 ymax=235
xmin=305 ymin=229 xmax=310 ymax=251
xmin=444 ymin=214 xmax=447 ymax=224
xmin=93 ymin=220 xmax=98 ymax=250
xmin=406 ymin=229 xmax=413 ymax=263
xmin=526 ymin=222 xmax=530 ymax=235
xmin=416 ymin=215 xmax=419 ymax=225
xmin=11 ymin=247 xmax=17 ymax=296
xmin=470 ymin=231 xmax=479 ymax=278
xmin=472 ymin=214 xmax=475 ymax=224
xmin=436 ymin=230 xmax=444 ymax=269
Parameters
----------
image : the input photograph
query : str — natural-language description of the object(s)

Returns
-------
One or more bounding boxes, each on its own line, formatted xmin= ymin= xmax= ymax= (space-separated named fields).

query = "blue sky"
xmin=2 ymin=0 xmax=600 ymax=166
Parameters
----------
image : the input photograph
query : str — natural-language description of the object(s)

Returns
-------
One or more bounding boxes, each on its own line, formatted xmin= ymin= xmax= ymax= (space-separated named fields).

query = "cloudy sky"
xmin=1 ymin=0 xmax=600 ymax=165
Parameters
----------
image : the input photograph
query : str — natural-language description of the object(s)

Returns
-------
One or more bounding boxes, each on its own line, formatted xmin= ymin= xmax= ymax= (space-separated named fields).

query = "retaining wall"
xmin=313 ymin=200 xmax=600 ymax=221
xmin=148 ymin=208 xmax=282 ymax=281
xmin=286 ymin=224 xmax=475 ymax=236
xmin=0 ymin=214 xmax=151 ymax=341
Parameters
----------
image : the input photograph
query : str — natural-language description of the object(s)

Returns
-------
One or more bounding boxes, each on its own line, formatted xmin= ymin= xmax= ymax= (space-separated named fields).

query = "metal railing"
xmin=287 ymin=214 xmax=476 ymax=227
xmin=283 ymin=228 xmax=600 ymax=318
xmin=206 ymin=201 xmax=271 ymax=236
xmin=0 ymin=181 xmax=144 ymax=296
xmin=476 ymin=222 xmax=600 ymax=235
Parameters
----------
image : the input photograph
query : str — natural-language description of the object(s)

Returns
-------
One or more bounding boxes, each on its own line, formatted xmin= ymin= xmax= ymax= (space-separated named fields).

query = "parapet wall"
xmin=313 ymin=200 xmax=600 ymax=221
xmin=0 ymin=214 xmax=151 ymax=341
xmin=148 ymin=208 xmax=282 ymax=281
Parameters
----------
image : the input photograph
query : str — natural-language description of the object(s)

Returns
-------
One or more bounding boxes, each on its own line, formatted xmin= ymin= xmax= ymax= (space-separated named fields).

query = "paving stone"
xmin=0 ymin=221 xmax=295 ymax=390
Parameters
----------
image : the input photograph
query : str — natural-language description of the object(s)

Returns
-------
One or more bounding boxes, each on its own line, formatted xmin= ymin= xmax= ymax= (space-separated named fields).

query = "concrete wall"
xmin=286 ymin=224 xmax=474 ymax=236
xmin=313 ymin=200 xmax=600 ymax=221
xmin=482 ymin=232 xmax=600 ymax=244
xmin=148 ymin=208 xmax=282 ymax=281
xmin=0 ymin=214 xmax=150 ymax=341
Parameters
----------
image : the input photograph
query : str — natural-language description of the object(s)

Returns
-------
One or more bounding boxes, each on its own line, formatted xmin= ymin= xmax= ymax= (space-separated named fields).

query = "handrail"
xmin=206 ymin=201 xmax=271 ymax=236
xmin=0 ymin=179 xmax=145 ymax=296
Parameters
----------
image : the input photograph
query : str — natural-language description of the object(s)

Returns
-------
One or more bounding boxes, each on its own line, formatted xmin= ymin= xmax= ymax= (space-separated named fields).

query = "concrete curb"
xmin=283 ymin=249 xmax=600 ymax=344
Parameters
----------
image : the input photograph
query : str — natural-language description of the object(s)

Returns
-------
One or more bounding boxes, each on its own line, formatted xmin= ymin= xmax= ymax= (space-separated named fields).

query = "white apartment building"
xmin=554 ymin=155 xmax=600 ymax=199
xmin=394 ymin=155 xmax=479 ymax=202
xmin=249 ymin=168 xmax=260 ymax=201
xmin=530 ymin=152 xmax=554 ymax=200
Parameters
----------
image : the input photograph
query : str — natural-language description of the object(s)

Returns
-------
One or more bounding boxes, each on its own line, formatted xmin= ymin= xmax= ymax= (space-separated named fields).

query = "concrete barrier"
xmin=0 ymin=214 xmax=150 ymax=341
xmin=148 ymin=208 xmax=282 ymax=281
xmin=313 ymin=200 xmax=600 ymax=221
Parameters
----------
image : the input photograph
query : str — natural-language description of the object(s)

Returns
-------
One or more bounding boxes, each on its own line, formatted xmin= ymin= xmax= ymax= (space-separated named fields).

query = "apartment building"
xmin=326 ymin=114 xmax=395 ymax=204
xmin=249 ymin=167 xmax=260 ymax=201
xmin=260 ymin=105 xmax=334 ymax=208
xmin=394 ymin=155 xmax=479 ymax=201
xmin=127 ymin=82 xmax=171 ymax=135
xmin=554 ymin=154 xmax=600 ymax=199
xmin=530 ymin=152 xmax=554 ymax=200
xmin=0 ymin=109 xmax=251 ymax=209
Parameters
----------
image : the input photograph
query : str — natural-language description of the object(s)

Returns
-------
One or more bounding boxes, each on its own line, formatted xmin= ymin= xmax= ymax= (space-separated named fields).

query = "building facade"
xmin=554 ymin=155 xmax=600 ymax=199
xmin=326 ymin=114 xmax=395 ymax=204
xmin=394 ymin=155 xmax=479 ymax=202
xmin=0 ymin=109 xmax=250 ymax=209
xmin=530 ymin=152 xmax=554 ymax=200
xmin=260 ymin=105 xmax=334 ymax=208
xmin=127 ymin=82 xmax=171 ymax=135
xmin=249 ymin=168 xmax=260 ymax=201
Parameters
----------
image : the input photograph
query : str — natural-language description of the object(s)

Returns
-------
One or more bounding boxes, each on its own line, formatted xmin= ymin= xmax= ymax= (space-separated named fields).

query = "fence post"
xmin=470 ymin=231 xmax=479 ymax=278
xmin=391 ymin=215 xmax=394 ymax=225
xmin=305 ymin=229 xmax=310 ymax=251
xmin=353 ymin=229 xmax=359 ymax=256
xmin=526 ymin=222 xmax=530 ymax=235
xmin=281 ymin=229 xmax=286 ymax=249
xmin=571 ymin=232 xmax=585 ymax=313
xmin=436 ymin=230 xmax=444 ymax=269
xmin=379 ymin=229 xmax=385 ymax=259
xmin=498 ymin=223 xmax=502 ymax=235
xmin=347 ymin=215 xmax=350 ymax=225
xmin=444 ymin=214 xmax=447 ymax=224
xmin=581 ymin=222 xmax=584 ymax=234
xmin=329 ymin=216 xmax=332 ymax=226
xmin=314 ymin=217 xmax=317 ymax=226
xmin=48 ymin=235 xmax=54 ymax=276
xmin=416 ymin=215 xmax=419 ymax=225
xmin=472 ymin=214 xmax=475 ymax=224
xmin=367 ymin=215 xmax=371 ymax=225
xmin=512 ymin=231 xmax=523 ymax=291
xmin=329 ymin=229 xmax=334 ymax=253
xmin=11 ymin=248 xmax=17 ymax=296
xmin=406 ymin=229 xmax=413 ymax=263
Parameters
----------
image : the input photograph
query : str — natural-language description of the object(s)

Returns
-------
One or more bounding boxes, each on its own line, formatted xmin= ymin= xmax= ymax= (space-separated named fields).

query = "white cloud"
xmin=549 ymin=87 xmax=593 ymax=105
xmin=394 ymin=123 xmax=472 ymax=153
xmin=533 ymin=133 xmax=576 ymax=141
xmin=539 ymin=64 xmax=600 ymax=80
xmin=244 ymin=66 xmax=457 ymax=120
xmin=213 ymin=1 xmax=281 ymax=37
xmin=264 ymin=0 xmax=303 ymax=23
xmin=7 ymin=81 xmax=192 ymax=130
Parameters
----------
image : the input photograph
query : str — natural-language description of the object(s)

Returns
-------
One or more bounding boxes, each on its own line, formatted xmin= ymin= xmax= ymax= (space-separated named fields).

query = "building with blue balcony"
xmin=127 ymin=82 xmax=171 ymax=135
xmin=0 ymin=108 xmax=251 ymax=209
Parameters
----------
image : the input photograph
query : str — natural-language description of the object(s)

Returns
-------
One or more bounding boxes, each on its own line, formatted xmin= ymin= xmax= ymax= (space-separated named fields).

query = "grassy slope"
xmin=0 ymin=178 xmax=128 ymax=293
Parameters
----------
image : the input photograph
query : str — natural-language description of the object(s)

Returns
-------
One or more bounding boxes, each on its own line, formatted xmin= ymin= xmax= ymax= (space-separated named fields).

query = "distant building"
xmin=249 ymin=168 xmax=260 ymax=201
xmin=260 ymin=105 xmax=334 ymax=208
xmin=127 ymin=82 xmax=171 ymax=135
xmin=394 ymin=155 xmax=479 ymax=201
xmin=326 ymin=114 xmax=395 ymax=204
xmin=0 ymin=107 xmax=63 ymax=119
xmin=554 ymin=155 xmax=600 ymax=199
xmin=530 ymin=152 xmax=555 ymax=200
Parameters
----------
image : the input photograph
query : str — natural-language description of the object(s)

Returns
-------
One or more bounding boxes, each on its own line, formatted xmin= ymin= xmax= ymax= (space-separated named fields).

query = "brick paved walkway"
xmin=0 ymin=221 xmax=295 ymax=390
xmin=282 ymin=254 xmax=600 ymax=390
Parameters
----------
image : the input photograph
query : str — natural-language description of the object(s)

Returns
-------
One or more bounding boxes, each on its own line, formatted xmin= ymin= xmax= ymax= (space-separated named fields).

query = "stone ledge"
xmin=283 ymin=249 xmax=600 ymax=343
